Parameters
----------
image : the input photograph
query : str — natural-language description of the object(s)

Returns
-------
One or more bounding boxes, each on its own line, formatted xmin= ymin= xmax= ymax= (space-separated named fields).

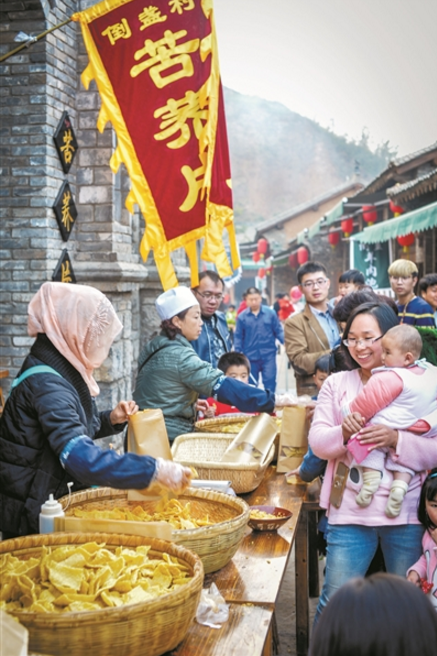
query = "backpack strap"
xmin=11 ymin=365 xmax=62 ymax=389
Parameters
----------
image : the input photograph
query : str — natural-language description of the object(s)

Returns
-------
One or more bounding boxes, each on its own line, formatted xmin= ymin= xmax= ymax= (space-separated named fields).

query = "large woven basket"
xmin=195 ymin=415 xmax=252 ymax=433
xmin=0 ymin=532 xmax=203 ymax=656
xmin=59 ymin=487 xmax=249 ymax=574
xmin=171 ymin=433 xmax=275 ymax=494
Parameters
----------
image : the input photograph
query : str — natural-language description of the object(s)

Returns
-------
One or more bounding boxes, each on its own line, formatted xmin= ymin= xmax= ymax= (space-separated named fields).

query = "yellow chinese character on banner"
xmin=169 ymin=0 xmax=194 ymax=14
xmin=61 ymin=261 xmax=73 ymax=284
xmin=61 ymin=190 xmax=75 ymax=231
xmin=60 ymin=129 xmax=76 ymax=164
xmin=179 ymin=162 xmax=205 ymax=211
xmin=130 ymin=29 xmax=199 ymax=87
xmin=139 ymin=6 xmax=167 ymax=30
xmin=154 ymin=89 xmax=208 ymax=149
xmin=102 ymin=18 xmax=132 ymax=45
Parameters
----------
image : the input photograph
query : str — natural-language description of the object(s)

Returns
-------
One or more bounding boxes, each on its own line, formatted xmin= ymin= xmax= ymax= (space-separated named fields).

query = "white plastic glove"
xmin=154 ymin=458 xmax=192 ymax=492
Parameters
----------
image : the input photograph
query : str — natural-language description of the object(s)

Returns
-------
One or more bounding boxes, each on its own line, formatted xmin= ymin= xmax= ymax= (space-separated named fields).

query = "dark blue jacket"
xmin=0 ymin=335 xmax=156 ymax=537
xmin=234 ymin=305 xmax=284 ymax=360
xmin=191 ymin=311 xmax=231 ymax=367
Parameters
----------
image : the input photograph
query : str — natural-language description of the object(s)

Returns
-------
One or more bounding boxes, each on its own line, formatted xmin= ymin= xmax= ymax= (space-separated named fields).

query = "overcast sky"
xmin=214 ymin=0 xmax=437 ymax=157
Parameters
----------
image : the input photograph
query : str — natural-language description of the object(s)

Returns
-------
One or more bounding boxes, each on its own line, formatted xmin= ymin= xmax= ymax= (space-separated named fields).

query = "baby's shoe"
xmin=355 ymin=471 xmax=382 ymax=507
xmin=385 ymin=480 xmax=409 ymax=518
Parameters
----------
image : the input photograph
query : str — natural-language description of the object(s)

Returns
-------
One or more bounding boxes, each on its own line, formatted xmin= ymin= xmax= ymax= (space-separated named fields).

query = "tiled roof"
xmin=360 ymin=142 xmax=437 ymax=195
xmin=387 ymin=168 xmax=437 ymax=202
xmin=254 ymin=180 xmax=362 ymax=235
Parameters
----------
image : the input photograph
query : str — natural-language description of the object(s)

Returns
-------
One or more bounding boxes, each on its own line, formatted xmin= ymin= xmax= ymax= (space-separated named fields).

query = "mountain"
xmin=223 ymin=88 xmax=395 ymax=238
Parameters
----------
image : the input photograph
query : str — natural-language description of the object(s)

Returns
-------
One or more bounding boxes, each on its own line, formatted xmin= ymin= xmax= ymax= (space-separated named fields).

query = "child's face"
xmin=313 ymin=369 xmax=329 ymax=391
xmin=226 ymin=364 xmax=249 ymax=384
xmin=425 ymin=495 xmax=437 ymax=528
xmin=338 ymin=282 xmax=358 ymax=297
xmin=381 ymin=335 xmax=414 ymax=368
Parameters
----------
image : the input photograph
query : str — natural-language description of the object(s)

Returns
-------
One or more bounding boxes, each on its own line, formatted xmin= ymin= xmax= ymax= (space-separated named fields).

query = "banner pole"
xmin=0 ymin=18 xmax=72 ymax=63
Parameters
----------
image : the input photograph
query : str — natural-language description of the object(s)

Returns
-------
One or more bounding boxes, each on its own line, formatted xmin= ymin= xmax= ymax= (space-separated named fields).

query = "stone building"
xmin=0 ymin=0 xmax=187 ymax=407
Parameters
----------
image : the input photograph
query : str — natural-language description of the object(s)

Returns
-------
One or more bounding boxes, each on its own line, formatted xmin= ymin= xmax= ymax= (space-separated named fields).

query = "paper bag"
xmin=127 ymin=409 xmax=172 ymax=460
xmin=221 ymin=413 xmax=279 ymax=464
xmin=276 ymin=405 xmax=309 ymax=473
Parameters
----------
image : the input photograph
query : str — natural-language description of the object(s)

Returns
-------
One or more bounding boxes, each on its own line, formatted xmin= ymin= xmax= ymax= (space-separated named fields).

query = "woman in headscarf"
xmin=0 ymin=282 xmax=191 ymax=538
xmin=134 ymin=286 xmax=288 ymax=441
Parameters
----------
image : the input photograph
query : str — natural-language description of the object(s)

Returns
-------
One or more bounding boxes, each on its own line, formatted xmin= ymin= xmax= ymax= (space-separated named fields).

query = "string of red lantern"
xmin=341 ymin=217 xmax=354 ymax=237
xmin=328 ymin=231 xmax=340 ymax=248
xmin=389 ymin=200 xmax=404 ymax=217
xmin=252 ymin=251 xmax=260 ymax=263
xmin=257 ymin=238 xmax=268 ymax=255
xmin=297 ymin=246 xmax=309 ymax=265
xmin=362 ymin=205 xmax=377 ymax=226
xmin=396 ymin=233 xmax=414 ymax=253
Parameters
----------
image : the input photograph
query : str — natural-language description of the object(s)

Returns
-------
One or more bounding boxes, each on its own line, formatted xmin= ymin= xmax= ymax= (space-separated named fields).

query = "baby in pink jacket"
xmin=344 ymin=325 xmax=437 ymax=517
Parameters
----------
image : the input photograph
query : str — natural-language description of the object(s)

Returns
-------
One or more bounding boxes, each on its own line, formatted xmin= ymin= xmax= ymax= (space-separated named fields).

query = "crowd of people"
xmin=1 ymin=255 xmax=437 ymax=648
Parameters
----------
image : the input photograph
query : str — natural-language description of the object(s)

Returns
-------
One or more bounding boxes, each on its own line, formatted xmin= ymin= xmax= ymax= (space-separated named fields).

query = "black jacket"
xmin=0 ymin=334 xmax=123 ymax=536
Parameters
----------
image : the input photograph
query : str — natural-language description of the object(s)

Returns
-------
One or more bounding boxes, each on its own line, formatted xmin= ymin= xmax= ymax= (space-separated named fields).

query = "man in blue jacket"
xmin=191 ymin=271 xmax=232 ymax=367
xmin=234 ymin=287 xmax=284 ymax=392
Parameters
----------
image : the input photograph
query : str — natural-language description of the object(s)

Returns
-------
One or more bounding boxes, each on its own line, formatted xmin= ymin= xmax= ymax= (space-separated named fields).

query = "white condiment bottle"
xmin=39 ymin=494 xmax=65 ymax=533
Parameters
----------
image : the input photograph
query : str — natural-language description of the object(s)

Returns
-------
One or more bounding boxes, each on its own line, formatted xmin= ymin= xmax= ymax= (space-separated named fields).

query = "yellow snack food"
xmin=250 ymin=509 xmax=286 ymax=520
xmin=0 ymin=542 xmax=192 ymax=614
xmin=72 ymin=498 xmax=213 ymax=530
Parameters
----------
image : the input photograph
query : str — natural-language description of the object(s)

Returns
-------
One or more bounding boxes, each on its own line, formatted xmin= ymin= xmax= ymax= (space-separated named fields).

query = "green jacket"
xmin=133 ymin=333 xmax=223 ymax=441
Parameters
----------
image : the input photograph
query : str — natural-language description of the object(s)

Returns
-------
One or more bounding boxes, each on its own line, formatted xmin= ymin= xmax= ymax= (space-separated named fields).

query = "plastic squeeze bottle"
xmin=39 ymin=494 xmax=65 ymax=533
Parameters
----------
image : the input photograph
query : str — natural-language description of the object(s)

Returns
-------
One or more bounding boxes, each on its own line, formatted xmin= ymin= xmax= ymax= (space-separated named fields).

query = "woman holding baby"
xmin=309 ymin=301 xmax=437 ymax=622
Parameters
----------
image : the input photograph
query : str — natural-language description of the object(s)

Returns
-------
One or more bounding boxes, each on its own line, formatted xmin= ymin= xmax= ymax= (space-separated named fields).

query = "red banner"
xmin=73 ymin=0 xmax=238 ymax=289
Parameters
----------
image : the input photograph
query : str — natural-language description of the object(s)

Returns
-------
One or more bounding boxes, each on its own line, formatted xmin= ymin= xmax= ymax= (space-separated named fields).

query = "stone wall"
xmin=0 ymin=0 xmax=188 ymax=410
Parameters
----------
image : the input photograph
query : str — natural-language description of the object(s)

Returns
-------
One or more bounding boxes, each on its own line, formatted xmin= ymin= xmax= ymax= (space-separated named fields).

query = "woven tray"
xmin=195 ymin=415 xmax=253 ymax=433
xmin=0 ymin=532 xmax=203 ymax=656
xmin=59 ymin=487 xmax=249 ymax=575
xmin=171 ymin=433 xmax=275 ymax=494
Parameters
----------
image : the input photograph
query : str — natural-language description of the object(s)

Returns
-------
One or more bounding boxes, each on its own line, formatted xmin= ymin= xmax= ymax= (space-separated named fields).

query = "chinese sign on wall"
xmin=353 ymin=240 xmax=390 ymax=289
xmin=72 ymin=0 xmax=238 ymax=290
xmin=52 ymin=250 xmax=77 ymax=284
xmin=53 ymin=181 xmax=77 ymax=241
xmin=53 ymin=112 xmax=78 ymax=174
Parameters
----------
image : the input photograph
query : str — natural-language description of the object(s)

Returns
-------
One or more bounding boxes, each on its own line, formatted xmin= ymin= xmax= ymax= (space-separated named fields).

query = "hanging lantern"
xmin=252 ymin=251 xmax=260 ymax=263
xmin=290 ymin=285 xmax=302 ymax=302
xmin=297 ymin=246 xmax=309 ymax=265
xmin=362 ymin=205 xmax=377 ymax=225
xmin=266 ymin=265 xmax=273 ymax=275
xmin=396 ymin=233 xmax=415 ymax=253
xmin=341 ymin=217 xmax=354 ymax=237
xmin=328 ymin=231 xmax=340 ymax=248
xmin=389 ymin=199 xmax=404 ymax=217
xmin=258 ymin=267 xmax=266 ymax=279
xmin=257 ymin=238 xmax=268 ymax=255
xmin=288 ymin=252 xmax=298 ymax=269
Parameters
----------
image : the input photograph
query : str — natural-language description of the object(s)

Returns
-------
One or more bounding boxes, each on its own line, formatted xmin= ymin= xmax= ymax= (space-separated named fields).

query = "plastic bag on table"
xmin=195 ymin=582 xmax=229 ymax=629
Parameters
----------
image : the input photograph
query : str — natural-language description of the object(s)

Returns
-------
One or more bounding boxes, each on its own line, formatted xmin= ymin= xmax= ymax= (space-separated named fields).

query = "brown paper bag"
xmin=276 ymin=405 xmax=309 ymax=473
xmin=221 ymin=413 xmax=279 ymax=464
xmin=127 ymin=409 xmax=173 ymax=499
xmin=127 ymin=409 xmax=172 ymax=460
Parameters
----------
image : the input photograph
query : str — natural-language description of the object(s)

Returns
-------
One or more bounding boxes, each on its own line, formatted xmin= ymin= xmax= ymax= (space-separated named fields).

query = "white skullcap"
xmin=155 ymin=286 xmax=198 ymax=321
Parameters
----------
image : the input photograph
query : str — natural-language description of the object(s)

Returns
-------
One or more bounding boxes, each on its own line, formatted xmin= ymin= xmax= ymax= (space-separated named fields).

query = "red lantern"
xmin=252 ymin=251 xmax=260 ymax=263
xmin=258 ymin=267 xmax=266 ymax=279
xmin=362 ymin=205 xmax=377 ymax=225
xmin=257 ymin=238 xmax=268 ymax=255
xmin=341 ymin=217 xmax=354 ymax=237
xmin=328 ymin=231 xmax=340 ymax=248
xmin=288 ymin=252 xmax=298 ymax=269
xmin=389 ymin=199 xmax=404 ymax=216
xmin=396 ymin=233 xmax=415 ymax=253
xmin=297 ymin=246 xmax=309 ymax=265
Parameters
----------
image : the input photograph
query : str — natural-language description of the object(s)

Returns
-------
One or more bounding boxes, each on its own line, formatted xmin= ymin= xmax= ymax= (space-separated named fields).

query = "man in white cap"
xmin=133 ymin=286 xmax=289 ymax=441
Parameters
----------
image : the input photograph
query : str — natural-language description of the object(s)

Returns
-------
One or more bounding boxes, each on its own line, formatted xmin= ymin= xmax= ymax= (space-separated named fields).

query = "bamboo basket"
xmin=171 ymin=433 xmax=275 ymax=494
xmin=195 ymin=415 xmax=252 ymax=433
xmin=59 ymin=487 xmax=249 ymax=574
xmin=0 ymin=532 xmax=203 ymax=656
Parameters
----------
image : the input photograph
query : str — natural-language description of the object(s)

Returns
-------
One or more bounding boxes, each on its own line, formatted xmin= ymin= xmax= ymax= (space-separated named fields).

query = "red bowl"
xmin=248 ymin=505 xmax=293 ymax=532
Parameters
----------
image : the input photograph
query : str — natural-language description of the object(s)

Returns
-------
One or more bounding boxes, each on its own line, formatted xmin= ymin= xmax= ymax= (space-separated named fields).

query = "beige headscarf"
xmin=28 ymin=282 xmax=123 ymax=396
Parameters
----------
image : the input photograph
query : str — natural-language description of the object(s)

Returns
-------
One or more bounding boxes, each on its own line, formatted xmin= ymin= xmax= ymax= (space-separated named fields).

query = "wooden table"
xmin=164 ymin=467 xmax=320 ymax=656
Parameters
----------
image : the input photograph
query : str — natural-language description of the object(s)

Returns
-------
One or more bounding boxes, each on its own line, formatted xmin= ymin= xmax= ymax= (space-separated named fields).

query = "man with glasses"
xmin=388 ymin=259 xmax=434 ymax=327
xmin=191 ymin=271 xmax=231 ymax=367
xmin=285 ymin=261 xmax=340 ymax=396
